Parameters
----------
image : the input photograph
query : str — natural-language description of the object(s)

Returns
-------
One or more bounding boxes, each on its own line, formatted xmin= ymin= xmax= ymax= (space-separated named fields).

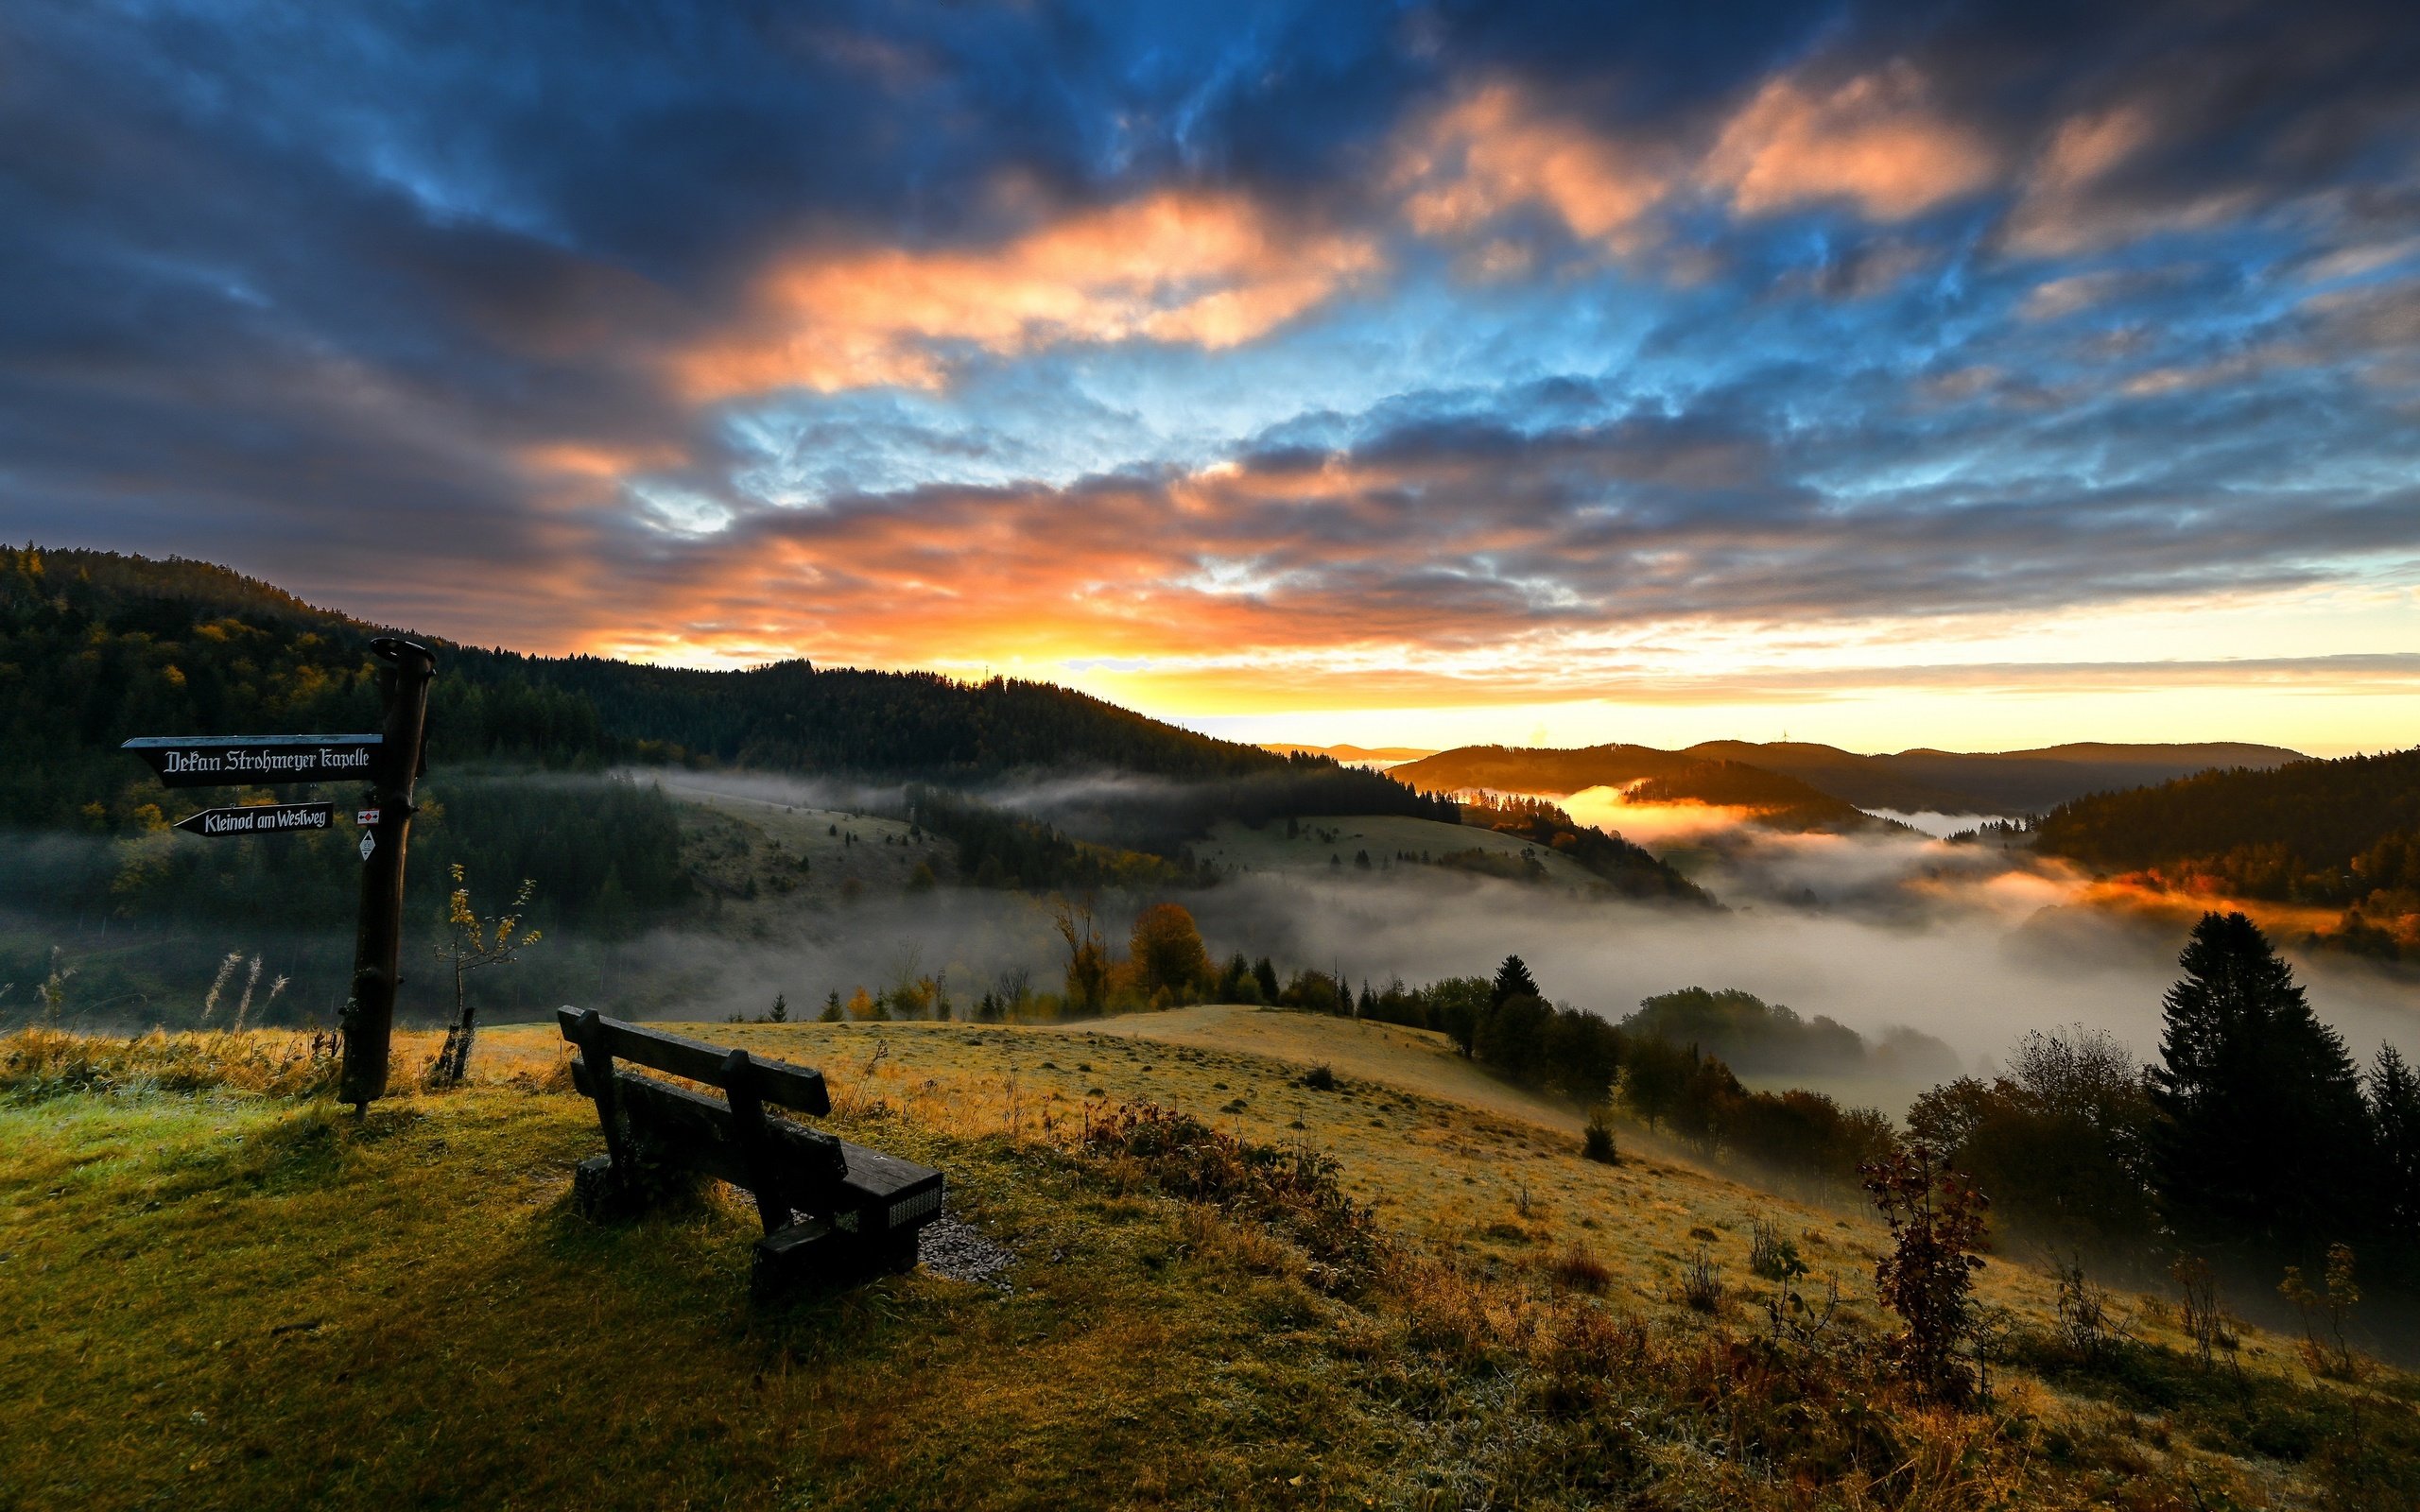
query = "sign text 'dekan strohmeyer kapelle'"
xmin=120 ymin=733 xmax=381 ymax=788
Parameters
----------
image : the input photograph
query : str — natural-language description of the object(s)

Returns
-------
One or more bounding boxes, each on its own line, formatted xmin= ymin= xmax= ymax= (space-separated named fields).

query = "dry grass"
xmin=5 ymin=1015 xmax=2416 ymax=1510
xmin=0 ymin=1023 xmax=344 ymax=1099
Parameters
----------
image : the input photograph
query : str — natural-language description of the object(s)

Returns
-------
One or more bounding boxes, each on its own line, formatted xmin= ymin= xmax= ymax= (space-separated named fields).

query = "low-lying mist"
xmin=11 ymin=764 xmax=2412 ymax=1125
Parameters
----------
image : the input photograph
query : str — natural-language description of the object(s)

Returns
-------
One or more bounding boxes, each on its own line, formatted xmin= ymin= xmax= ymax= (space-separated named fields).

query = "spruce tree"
xmin=2369 ymin=1044 xmax=2420 ymax=1244
xmin=2149 ymin=912 xmax=2369 ymax=1249
xmin=1492 ymin=954 xmax=1540 ymax=1007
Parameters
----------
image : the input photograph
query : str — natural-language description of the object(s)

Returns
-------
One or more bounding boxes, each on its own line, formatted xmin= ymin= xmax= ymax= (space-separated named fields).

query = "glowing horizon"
xmin=7 ymin=3 xmax=2416 ymax=756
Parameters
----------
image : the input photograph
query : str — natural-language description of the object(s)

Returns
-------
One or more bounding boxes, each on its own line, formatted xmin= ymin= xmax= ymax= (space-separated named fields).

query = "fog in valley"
xmin=13 ymin=765 xmax=2413 ymax=1121
xmin=596 ymin=770 xmax=2420 ymax=1115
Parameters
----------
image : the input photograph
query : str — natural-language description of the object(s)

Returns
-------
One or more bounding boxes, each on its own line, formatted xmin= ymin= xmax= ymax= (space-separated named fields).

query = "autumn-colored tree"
xmin=428 ymin=866 xmax=541 ymax=1087
xmin=1862 ymin=1143 xmax=1990 ymax=1401
xmin=1130 ymin=902 xmax=1209 ymax=1003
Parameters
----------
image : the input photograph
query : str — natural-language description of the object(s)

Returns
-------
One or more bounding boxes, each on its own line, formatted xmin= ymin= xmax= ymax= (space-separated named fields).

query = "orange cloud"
xmin=1392 ymin=81 xmax=1669 ymax=251
xmin=2004 ymin=103 xmax=2249 ymax=256
xmin=674 ymin=190 xmax=1379 ymax=398
xmin=517 ymin=440 xmax=688 ymax=479
xmin=1706 ymin=62 xmax=1996 ymax=221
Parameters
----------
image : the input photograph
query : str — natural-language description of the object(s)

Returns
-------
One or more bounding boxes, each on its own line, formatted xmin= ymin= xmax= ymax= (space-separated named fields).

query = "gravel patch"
xmin=918 ymin=1207 xmax=1016 ymax=1291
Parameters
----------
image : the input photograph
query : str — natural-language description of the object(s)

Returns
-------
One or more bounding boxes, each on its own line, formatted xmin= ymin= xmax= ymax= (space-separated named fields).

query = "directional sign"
xmin=174 ymin=802 xmax=335 ymax=837
xmin=122 ymin=733 xmax=381 ymax=789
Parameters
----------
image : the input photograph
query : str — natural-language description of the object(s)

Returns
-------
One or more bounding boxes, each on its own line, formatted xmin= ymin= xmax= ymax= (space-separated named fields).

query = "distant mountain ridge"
xmin=1685 ymin=740 xmax=2305 ymax=816
xmin=1392 ymin=738 xmax=2308 ymax=828
xmin=1259 ymin=743 xmax=1435 ymax=765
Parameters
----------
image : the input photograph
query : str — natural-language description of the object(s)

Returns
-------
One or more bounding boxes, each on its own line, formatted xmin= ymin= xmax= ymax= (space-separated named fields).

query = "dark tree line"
xmin=2032 ymin=748 xmax=2420 ymax=959
xmin=0 ymin=546 xmax=1447 ymax=834
xmin=1912 ymin=912 xmax=2420 ymax=1280
xmin=907 ymin=786 xmax=1197 ymax=892
xmin=1253 ymin=911 xmax=2420 ymax=1273
xmin=1264 ymin=954 xmax=1895 ymax=1190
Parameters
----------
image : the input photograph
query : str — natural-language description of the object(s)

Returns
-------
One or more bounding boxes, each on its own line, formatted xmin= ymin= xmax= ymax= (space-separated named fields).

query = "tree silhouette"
xmin=1491 ymin=954 xmax=1539 ymax=1007
xmin=2369 ymin=1045 xmax=2420 ymax=1244
xmin=2149 ymin=911 xmax=2368 ymax=1250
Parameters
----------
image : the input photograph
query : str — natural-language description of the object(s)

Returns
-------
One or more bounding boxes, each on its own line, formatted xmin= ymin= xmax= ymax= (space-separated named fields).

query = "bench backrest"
xmin=556 ymin=1006 xmax=830 ymax=1115
xmin=569 ymin=1054 xmax=847 ymax=1187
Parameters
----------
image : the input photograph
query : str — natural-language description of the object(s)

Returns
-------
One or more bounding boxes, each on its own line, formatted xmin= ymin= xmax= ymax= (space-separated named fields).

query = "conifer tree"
xmin=2368 ymin=1044 xmax=2420 ymax=1243
xmin=2149 ymin=912 xmax=2369 ymax=1248
xmin=1492 ymin=954 xmax=1540 ymax=1007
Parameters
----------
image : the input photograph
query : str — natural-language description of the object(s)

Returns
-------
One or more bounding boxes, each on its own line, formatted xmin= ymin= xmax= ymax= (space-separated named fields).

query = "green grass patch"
xmin=6 ymin=1029 xmax=2418 ymax=1510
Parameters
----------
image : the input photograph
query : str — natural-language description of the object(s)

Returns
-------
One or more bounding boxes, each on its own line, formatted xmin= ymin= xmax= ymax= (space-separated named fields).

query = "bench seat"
xmin=558 ymin=1006 xmax=944 ymax=1296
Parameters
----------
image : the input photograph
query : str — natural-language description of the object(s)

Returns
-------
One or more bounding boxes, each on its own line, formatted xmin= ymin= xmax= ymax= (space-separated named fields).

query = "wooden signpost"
xmin=172 ymin=802 xmax=335 ymax=836
xmin=122 ymin=734 xmax=381 ymax=787
xmin=123 ymin=636 xmax=436 ymax=1108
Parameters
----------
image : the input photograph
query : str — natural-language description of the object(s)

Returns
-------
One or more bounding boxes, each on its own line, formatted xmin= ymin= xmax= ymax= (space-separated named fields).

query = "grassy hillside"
xmin=7 ymin=1013 xmax=2416 ymax=1510
xmin=1198 ymin=812 xmax=1608 ymax=890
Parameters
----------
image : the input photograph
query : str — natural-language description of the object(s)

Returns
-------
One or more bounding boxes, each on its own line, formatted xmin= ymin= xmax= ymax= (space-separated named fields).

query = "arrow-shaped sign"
xmin=174 ymin=802 xmax=336 ymax=837
xmin=122 ymin=733 xmax=381 ymax=789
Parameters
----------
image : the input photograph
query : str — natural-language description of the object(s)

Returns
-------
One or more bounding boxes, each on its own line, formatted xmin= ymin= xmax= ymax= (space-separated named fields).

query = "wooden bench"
xmin=557 ymin=1007 xmax=943 ymax=1296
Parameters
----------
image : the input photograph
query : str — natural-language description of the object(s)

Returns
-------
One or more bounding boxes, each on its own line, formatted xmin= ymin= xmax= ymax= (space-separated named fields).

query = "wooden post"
xmin=573 ymin=1009 xmax=628 ymax=1170
xmin=337 ymin=637 xmax=436 ymax=1108
xmin=721 ymin=1048 xmax=792 ymax=1235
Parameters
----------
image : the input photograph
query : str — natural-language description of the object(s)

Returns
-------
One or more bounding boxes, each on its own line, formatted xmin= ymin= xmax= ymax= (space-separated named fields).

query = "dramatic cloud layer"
xmin=4 ymin=0 xmax=2416 ymax=746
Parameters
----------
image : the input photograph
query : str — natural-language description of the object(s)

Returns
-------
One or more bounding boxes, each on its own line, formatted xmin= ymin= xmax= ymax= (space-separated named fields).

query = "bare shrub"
xmin=1680 ymin=1246 xmax=1721 ymax=1313
xmin=1749 ymin=1213 xmax=1808 ymax=1282
xmin=1080 ymin=1099 xmax=1380 ymax=1289
xmin=1547 ymin=1240 xmax=1612 ymax=1293
xmin=2280 ymin=1243 xmax=2368 ymax=1382
xmin=2169 ymin=1254 xmax=2238 ymax=1372
xmin=2052 ymin=1255 xmax=2133 ymax=1367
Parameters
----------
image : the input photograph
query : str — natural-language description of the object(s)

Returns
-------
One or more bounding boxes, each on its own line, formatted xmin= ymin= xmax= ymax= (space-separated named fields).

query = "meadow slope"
xmin=3 ymin=1011 xmax=2413 ymax=1510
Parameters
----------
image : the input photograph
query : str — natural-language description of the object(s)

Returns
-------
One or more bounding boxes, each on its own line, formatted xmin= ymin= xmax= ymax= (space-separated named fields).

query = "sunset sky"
xmin=6 ymin=2 xmax=2417 ymax=754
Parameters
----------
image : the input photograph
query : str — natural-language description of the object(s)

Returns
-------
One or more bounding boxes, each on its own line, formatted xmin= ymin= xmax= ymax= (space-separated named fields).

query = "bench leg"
xmin=751 ymin=1220 xmax=927 ymax=1299
xmin=751 ymin=1217 xmax=838 ymax=1300
xmin=572 ymin=1154 xmax=635 ymax=1220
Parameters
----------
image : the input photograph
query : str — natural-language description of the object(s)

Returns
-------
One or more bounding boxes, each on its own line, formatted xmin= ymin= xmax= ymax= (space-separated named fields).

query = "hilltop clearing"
xmin=1197 ymin=814 xmax=1608 ymax=894
xmin=9 ymin=1014 xmax=2420 ymax=1510
xmin=1052 ymin=1003 xmax=1584 ymax=1129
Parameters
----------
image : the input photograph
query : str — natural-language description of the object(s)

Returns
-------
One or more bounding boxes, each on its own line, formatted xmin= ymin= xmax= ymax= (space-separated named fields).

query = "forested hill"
xmin=1391 ymin=744 xmax=1876 ymax=832
xmin=0 ymin=546 xmax=1438 ymax=831
xmin=2032 ymin=747 xmax=2420 ymax=919
xmin=1685 ymin=739 xmax=2304 ymax=816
